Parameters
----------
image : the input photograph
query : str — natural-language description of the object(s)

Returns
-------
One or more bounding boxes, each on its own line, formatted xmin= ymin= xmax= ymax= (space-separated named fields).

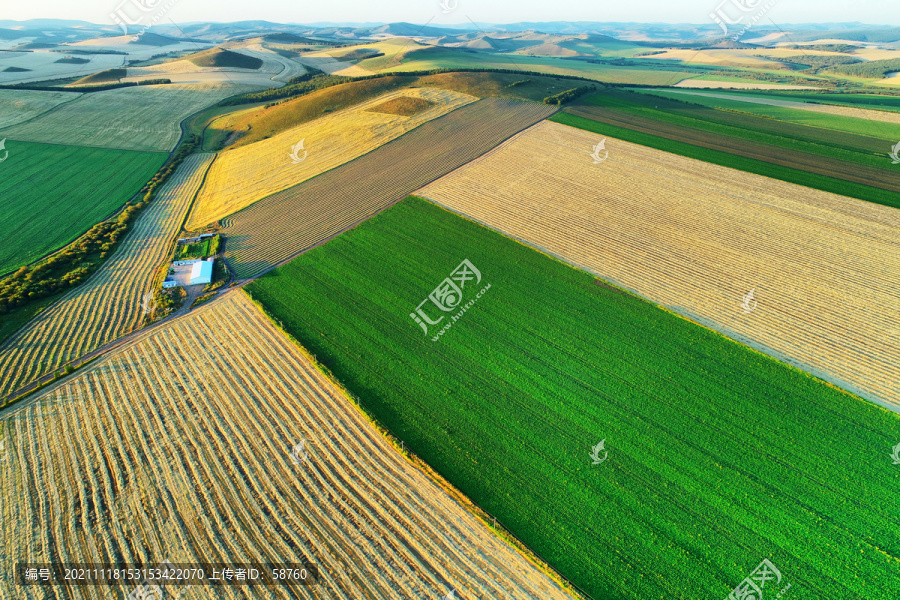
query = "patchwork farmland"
xmin=0 ymin=83 xmax=256 ymax=152
xmin=555 ymin=91 xmax=900 ymax=208
xmin=0 ymin=292 xmax=575 ymax=600
xmin=249 ymin=199 xmax=900 ymax=600
xmin=247 ymin=197 xmax=900 ymax=600
xmin=662 ymin=88 xmax=900 ymax=126
xmin=418 ymin=120 xmax=900 ymax=410
xmin=222 ymin=97 xmax=557 ymax=278
xmin=2 ymin=14 xmax=900 ymax=600
xmin=187 ymin=87 xmax=476 ymax=229
xmin=0 ymin=140 xmax=166 ymax=274
xmin=0 ymin=153 xmax=214 ymax=400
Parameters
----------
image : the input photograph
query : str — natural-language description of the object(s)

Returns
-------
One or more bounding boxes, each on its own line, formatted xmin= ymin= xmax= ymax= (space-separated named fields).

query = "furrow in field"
xmin=220 ymin=299 xmax=520 ymax=597
xmin=0 ymin=152 xmax=215 ymax=399
xmin=0 ymin=293 xmax=574 ymax=600
xmin=223 ymin=97 xmax=558 ymax=279
xmin=419 ymin=119 xmax=900 ymax=410
xmin=188 ymin=86 xmax=476 ymax=230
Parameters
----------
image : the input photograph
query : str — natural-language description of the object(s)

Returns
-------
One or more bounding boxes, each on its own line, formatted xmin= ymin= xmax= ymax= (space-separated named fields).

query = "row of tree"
xmin=0 ymin=134 xmax=202 ymax=315
xmin=543 ymin=86 xmax=597 ymax=105
xmin=0 ymin=206 xmax=140 ymax=313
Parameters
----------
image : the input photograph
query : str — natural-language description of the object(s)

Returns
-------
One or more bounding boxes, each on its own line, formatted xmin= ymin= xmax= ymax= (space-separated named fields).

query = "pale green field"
xmin=1 ymin=82 xmax=257 ymax=151
xmin=0 ymin=89 xmax=82 ymax=129
xmin=638 ymin=88 xmax=900 ymax=139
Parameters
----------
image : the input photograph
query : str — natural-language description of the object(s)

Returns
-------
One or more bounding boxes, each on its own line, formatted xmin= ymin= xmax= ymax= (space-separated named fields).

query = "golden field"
xmin=0 ymin=292 xmax=575 ymax=600
xmin=419 ymin=120 xmax=900 ymax=411
xmin=186 ymin=86 xmax=477 ymax=230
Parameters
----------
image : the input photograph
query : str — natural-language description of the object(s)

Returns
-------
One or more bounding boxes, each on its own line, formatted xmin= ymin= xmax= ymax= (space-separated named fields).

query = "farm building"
xmin=162 ymin=279 xmax=177 ymax=289
xmin=190 ymin=260 xmax=213 ymax=285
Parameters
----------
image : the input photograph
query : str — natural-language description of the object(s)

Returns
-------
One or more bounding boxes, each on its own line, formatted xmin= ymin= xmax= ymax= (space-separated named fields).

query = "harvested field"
xmin=1 ymin=83 xmax=255 ymax=152
xmin=231 ymin=43 xmax=308 ymax=82
xmin=123 ymin=58 xmax=282 ymax=87
xmin=0 ymin=50 xmax=124 ymax=84
xmin=0 ymin=141 xmax=166 ymax=275
xmin=0 ymin=154 xmax=215 ymax=400
xmin=419 ymin=120 xmax=900 ymax=411
xmin=294 ymin=55 xmax=373 ymax=77
xmin=0 ymin=292 xmax=575 ymax=600
xmin=222 ymin=98 xmax=558 ymax=279
xmin=187 ymin=87 xmax=477 ymax=230
xmin=0 ymin=89 xmax=81 ymax=128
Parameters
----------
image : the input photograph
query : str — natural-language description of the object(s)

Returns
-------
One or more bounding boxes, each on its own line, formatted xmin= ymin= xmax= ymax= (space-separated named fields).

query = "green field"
xmin=0 ymin=140 xmax=166 ymax=274
xmin=248 ymin=197 xmax=900 ymax=600
xmin=369 ymin=46 xmax=705 ymax=85
xmin=552 ymin=97 xmax=900 ymax=209
xmin=636 ymin=88 xmax=900 ymax=139
xmin=669 ymin=89 xmax=900 ymax=112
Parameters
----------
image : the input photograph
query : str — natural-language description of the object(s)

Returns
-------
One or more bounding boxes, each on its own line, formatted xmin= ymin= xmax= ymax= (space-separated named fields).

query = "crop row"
xmin=187 ymin=86 xmax=476 ymax=230
xmin=419 ymin=120 xmax=900 ymax=410
xmin=0 ymin=293 xmax=573 ymax=600
xmin=0 ymin=153 xmax=215 ymax=399
xmin=247 ymin=196 xmax=900 ymax=600
xmin=222 ymin=97 xmax=558 ymax=279
xmin=1 ymin=83 xmax=254 ymax=152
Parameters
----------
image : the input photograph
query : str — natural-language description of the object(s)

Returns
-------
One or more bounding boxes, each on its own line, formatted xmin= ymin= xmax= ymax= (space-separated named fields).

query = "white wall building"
xmin=190 ymin=260 xmax=213 ymax=285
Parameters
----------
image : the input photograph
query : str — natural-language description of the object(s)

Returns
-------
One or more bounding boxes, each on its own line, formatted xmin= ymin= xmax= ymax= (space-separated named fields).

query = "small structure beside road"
xmin=190 ymin=259 xmax=213 ymax=286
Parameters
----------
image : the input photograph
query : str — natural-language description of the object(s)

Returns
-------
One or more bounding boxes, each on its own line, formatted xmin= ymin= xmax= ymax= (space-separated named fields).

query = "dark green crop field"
xmin=552 ymin=90 xmax=900 ymax=209
xmin=248 ymin=197 xmax=900 ymax=600
xmin=0 ymin=140 xmax=166 ymax=275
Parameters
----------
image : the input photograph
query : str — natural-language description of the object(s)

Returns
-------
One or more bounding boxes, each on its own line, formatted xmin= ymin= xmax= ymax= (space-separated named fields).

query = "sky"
xmin=4 ymin=0 xmax=900 ymax=27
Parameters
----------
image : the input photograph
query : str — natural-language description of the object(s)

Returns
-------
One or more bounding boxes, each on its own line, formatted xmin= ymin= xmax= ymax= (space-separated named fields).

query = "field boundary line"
xmin=0 ymin=90 xmax=84 ymax=131
xmin=0 ymin=287 xmax=237 ymax=413
xmin=228 ymin=107 xmax=559 ymax=280
xmin=421 ymin=190 xmax=898 ymax=415
xmin=177 ymin=151 xmax=218 ymax=234
xmin=215 ymin=94 xmax=485 ymax=226
xmin=239 ymin=289 xmax=594 ymax=600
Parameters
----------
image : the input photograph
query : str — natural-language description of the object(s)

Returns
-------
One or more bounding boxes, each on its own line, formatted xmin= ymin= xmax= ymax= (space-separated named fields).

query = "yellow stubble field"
xmin=186 ymin=86 xmax=477 ymax=230
xmin=419 ymin=120 xmax=900 ymax=411
xmin=0 ymin=292 xmax=575 ymax=600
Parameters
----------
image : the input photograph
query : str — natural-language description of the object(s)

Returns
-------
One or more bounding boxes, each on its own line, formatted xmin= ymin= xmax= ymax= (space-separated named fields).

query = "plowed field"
xmin=187 ymin=87 xmax=476 ymax=230
xmin=222 ymin=97 xmax=557 ymax=278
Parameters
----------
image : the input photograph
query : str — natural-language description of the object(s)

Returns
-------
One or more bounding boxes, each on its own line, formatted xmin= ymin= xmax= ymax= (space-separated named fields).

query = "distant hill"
xmin=363 ymin=22 xmax=462 ymax=38
xmin=186 ymin=48 xmax=263 ymax=69
xmin=0 ymin=28 xmax=27 ymax=40
xmin=786 ymin=26 xmax=900 ymax=43
xmin=73 ymin=68 xmax=126 ymax=85
xmin=130 ymin=32 xmax=185 ymax=47
xmin=263 ymin=32 xmax=323 ymax=44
